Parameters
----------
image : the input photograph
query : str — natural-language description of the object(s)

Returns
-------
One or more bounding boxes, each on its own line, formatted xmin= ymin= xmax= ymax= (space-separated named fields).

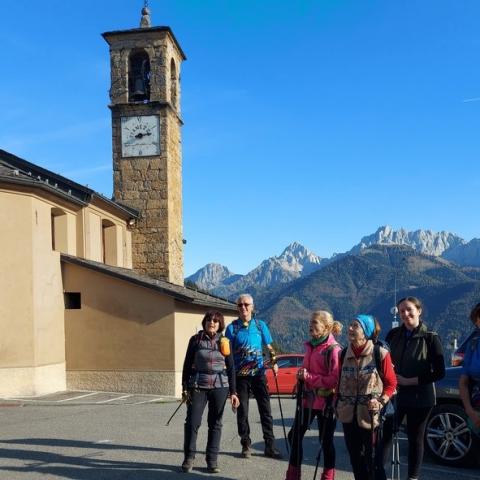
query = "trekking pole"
xmin=273 ymin=368 xmax=290 ymax=456
xmin=165 ymin=399 xmax=185 ymax=426
xmin=391 ymin=428 xmax=400 ymax=480
xmin=296 ymin=380 xmax=305 ymax=480
xmin=369 ymin=408 xmax=376 ymax=480
xmin=312 ymin=395 xmax=333 ymax=480
xmin=391 ymin=395 xmax=401 ymax=480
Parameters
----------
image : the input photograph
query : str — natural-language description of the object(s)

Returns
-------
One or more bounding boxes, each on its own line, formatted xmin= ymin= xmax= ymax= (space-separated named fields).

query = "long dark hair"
xmin=201 ymin=310 xmax=225 ymax=333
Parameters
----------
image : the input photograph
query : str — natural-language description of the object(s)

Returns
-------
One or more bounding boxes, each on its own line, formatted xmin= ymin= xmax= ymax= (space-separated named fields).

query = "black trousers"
xmin=287 ymin=406 xmax=336 ymax=470
xmin=343 ymin=417 xmax=387 ymax=480
xmin=382 ymin=404 xmax=432 ymax=479
xmin=183 ymin=387 xmax=229 ymax=465
xmin=236 ymin=375 xmax=275 ymax=446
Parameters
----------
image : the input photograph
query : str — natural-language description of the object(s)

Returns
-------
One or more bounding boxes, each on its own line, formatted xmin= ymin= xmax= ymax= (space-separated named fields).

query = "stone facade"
xmin=103 ymin=27 xmax=185 ymax=285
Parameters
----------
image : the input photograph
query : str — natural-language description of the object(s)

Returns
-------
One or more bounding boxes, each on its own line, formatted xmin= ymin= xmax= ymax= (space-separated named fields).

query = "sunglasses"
xmin=237 ymin=303 xmax=252 ymax=308
xmin=206 ymin=318 xmax=220 ymax=323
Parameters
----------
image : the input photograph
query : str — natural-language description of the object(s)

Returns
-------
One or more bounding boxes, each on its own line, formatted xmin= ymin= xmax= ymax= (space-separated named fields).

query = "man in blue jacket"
xmin=225 ymin=293 xmax=282 ymax=459
xmin=459 ymin=303 xmax=480 ymax=435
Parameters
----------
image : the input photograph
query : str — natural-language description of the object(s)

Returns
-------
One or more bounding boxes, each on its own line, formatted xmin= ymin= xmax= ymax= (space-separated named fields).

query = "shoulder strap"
xmin=194 ymin=331 xmax=203 ymax=347
xmin=325 ymin=343 xmax=340 ymax=371
xmin=233 ymin=320 xmax=240 ymax=336
xmin=336 ymin=347 xmax=348 ymax=402
xmin=374 ymin=343 xmax=383 ymax=382
xmin=340 ymin=346 xmax=347 ymax=364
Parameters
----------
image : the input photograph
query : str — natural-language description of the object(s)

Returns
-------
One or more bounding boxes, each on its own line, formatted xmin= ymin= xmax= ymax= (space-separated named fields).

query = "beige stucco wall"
xmin=52 ymin=209 xmax=77 ymax=255
xmin=63 ymin=262 xmax=236 ymax=396
xmin=0 ymin=190 xmax=66 ymax=396
xmin=81 ymin=205 xmax=131 ymax=268
xmin=63 ymin=262 xmax=176 ymax=394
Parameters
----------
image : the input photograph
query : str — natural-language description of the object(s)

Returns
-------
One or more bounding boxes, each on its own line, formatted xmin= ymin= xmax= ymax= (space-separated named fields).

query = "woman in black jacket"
xmin=383 ymin=297 xmax=445 ymax=480
xmin=181 ymin=310 xmax=240 ymax=474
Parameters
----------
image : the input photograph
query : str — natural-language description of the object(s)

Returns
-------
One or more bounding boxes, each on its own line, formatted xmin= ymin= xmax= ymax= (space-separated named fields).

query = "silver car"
xmin=425 ymin=366 xmax=480 ymax=467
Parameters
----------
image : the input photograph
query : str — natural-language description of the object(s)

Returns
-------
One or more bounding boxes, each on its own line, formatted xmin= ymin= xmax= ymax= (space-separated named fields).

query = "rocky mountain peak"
xmin=280 ymin=241 xmax=321 ymax=261
xmin=187 ymin=263 xmax=238 ymax=291
xmin=350 ymin=225 xmax=465 ymax=257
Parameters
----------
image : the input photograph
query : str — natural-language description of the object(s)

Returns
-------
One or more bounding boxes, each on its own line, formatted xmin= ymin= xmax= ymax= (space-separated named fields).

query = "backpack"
xmin=339 ymin=339 xmax=395 ymax=418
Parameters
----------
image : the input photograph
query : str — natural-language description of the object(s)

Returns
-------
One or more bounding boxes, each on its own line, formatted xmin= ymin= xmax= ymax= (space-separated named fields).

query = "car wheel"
xmin=425 ymin=403 xmax=478 ymax=466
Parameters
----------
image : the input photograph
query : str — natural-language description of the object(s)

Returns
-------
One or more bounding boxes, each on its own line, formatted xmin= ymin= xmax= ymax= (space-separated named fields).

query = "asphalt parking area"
xmin=0 ymin=396 xmax=477 ymax=479
xmin=0 ymin=390 xmax=176 ymax=406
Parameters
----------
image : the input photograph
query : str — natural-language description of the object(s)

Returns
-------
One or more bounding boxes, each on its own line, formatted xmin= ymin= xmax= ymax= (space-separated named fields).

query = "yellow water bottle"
xmin=219 ymin=336 xmax=231 ymax=357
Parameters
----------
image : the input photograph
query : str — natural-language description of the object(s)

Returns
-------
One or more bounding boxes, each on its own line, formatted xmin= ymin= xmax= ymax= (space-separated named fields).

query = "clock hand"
xmin=134 ymin=132 xmax=152 ymax=139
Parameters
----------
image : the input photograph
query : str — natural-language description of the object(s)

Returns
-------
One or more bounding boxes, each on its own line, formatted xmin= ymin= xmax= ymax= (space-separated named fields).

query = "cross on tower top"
xmin=140 ymin=1 xmax=151 ymax=28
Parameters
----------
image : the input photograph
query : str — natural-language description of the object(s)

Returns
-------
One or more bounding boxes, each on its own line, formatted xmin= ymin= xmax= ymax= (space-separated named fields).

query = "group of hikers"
xmin=180 ymin=293 xmax=480 ymax=480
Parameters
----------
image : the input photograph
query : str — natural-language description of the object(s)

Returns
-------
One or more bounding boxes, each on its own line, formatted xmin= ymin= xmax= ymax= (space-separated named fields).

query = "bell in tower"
xmin=129 ymin=50 xmax=151 ymax=102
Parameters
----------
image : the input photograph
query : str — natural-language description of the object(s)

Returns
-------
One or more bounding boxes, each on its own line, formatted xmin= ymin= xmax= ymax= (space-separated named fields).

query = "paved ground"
xmin=0 ymin=392 xmax=478 ymax=479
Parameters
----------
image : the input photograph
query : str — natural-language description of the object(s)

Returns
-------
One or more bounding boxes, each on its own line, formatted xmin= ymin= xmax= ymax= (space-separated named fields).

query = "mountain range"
xmin=186 ymin=226 xmax=480 ymax=352
xmin=188 ymin=241 xmax=325 ymax=299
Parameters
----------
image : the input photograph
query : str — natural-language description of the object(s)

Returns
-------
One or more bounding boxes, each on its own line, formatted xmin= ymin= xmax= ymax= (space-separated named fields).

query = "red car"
xmin=265 ymin=354 xmax=304 ymax=394
xmin=451 ymin=330 xmax=476 ymax=366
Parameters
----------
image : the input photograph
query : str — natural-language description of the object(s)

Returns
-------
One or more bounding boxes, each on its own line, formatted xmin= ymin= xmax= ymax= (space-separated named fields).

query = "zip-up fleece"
xmin=386 ymin=322 xmax=445 ymax=408
xmin=182 ymin=331 xmax=236 ymax=393
xmin=302 ymin=334 xmax=341 ymax=411
xmin=336 ymin=340 xmax=388 ymax=429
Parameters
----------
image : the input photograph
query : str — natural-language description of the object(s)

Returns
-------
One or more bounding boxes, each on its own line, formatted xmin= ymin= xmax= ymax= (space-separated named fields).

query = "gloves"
xmin=269 ymin=350 xmax=277 ymax=366
xmin=182 ymin=389 xmax=192 ymax=405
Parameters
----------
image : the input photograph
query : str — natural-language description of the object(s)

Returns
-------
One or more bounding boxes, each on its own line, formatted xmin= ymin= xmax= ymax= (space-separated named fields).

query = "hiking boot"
xmin=320 ymin=468 xmax=335 ymax=480
xmin=264 ymin=444 xmax=282 ymax=459
xmin=181 ymin=458 xmax=194 ymax=473
xmin=207 ymin=465 xmax=220 ymax=474
xmin=241 ymin=444 xmax=251 ymax=458
xmin=285 ymin=464 xmax=301 ymax=480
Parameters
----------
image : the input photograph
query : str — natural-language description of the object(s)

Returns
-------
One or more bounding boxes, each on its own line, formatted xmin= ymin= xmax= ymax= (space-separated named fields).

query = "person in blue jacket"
xmin=459 ymin=303 xmax=480 ymax=435
xmin=225 ymin=293 xmax=282 ymax=459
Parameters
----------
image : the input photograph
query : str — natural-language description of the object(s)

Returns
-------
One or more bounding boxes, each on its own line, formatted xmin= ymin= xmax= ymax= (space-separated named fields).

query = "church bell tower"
xmin=102 ymin=3 xmax=185 ymax=285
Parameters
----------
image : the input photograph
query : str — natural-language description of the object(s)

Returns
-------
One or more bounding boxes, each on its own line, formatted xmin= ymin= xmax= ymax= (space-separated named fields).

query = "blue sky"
xmin=1 ymin=1 xmax=479 ymax=276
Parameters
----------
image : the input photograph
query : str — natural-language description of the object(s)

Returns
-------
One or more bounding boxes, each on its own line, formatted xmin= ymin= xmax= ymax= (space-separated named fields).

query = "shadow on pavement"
xmin=0 ymin=446 xmax=236 ymax=479
xmin=0 ymin=438 xmax=161 ymax=452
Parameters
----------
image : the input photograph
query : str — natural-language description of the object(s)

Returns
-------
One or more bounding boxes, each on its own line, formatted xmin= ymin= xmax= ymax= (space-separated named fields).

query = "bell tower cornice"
xmin=102 ymin=27 xmax=187 ymax=61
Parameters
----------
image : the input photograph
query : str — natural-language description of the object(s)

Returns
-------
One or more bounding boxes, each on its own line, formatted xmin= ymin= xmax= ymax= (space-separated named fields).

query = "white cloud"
xmin=462 ymin=97 xmax=480 ymax=103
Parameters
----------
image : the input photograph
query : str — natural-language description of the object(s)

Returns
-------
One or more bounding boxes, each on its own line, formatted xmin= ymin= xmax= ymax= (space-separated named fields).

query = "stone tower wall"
xmin=106 ymin=28 xmax=184 ymax=285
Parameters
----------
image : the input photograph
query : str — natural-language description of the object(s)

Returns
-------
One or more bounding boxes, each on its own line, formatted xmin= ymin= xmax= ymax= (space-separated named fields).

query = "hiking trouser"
xmin=183 ymin=387 xmax=229 ymax=465
xmin=236 ymin=375 xmax=275 ymax=446
xmin=343 ymin=418 xmax=387 ymax=480
xmin=287 ymin=406 xmax=336 ymax=470
xmin=382 ymin=405 xmax=432 ymax=479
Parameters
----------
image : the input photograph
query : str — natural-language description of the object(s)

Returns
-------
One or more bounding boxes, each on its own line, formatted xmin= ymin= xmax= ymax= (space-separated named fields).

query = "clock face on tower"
xmin=121 ymin=115 xmax=160 ymax=157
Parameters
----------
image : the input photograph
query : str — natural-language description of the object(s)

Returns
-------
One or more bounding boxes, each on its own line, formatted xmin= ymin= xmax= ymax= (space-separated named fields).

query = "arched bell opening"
xmin=170 ymin=58 xmax=178 ymax=110
xmin=128 ymin=49 xmax=151 ymax=102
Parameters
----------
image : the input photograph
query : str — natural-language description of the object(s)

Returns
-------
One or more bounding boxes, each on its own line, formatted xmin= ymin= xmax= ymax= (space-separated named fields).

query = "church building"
xmin=0 ymin=6 xmax=236 ymax=398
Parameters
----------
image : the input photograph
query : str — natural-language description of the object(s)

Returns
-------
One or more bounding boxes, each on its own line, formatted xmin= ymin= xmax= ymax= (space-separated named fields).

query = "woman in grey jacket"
xmin=181 ymin=310 xmax=240 ymax=473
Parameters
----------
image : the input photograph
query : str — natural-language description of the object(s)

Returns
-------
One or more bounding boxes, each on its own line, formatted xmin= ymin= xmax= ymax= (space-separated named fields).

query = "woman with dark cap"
xmin=336 ymin=314 xmax=397 ymax=480
xmin=383 ymin=297 xmax=445 ymax=480
xmin=181 ymin=310 xmax=240 ymax=474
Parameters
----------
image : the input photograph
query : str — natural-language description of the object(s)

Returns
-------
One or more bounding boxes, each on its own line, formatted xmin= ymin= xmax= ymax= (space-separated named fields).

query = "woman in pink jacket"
xmin=284 ymin=311 xmax=343 ymax=480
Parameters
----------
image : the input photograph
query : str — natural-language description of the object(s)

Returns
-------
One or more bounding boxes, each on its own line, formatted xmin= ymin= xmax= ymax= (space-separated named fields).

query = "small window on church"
xmin=64 ymin=292 xmax=81 ymax=309
xmin=170 ymin=58 xmax=178 ymax=110
xmin=129 ymin=50 xmax=151 ymax=102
